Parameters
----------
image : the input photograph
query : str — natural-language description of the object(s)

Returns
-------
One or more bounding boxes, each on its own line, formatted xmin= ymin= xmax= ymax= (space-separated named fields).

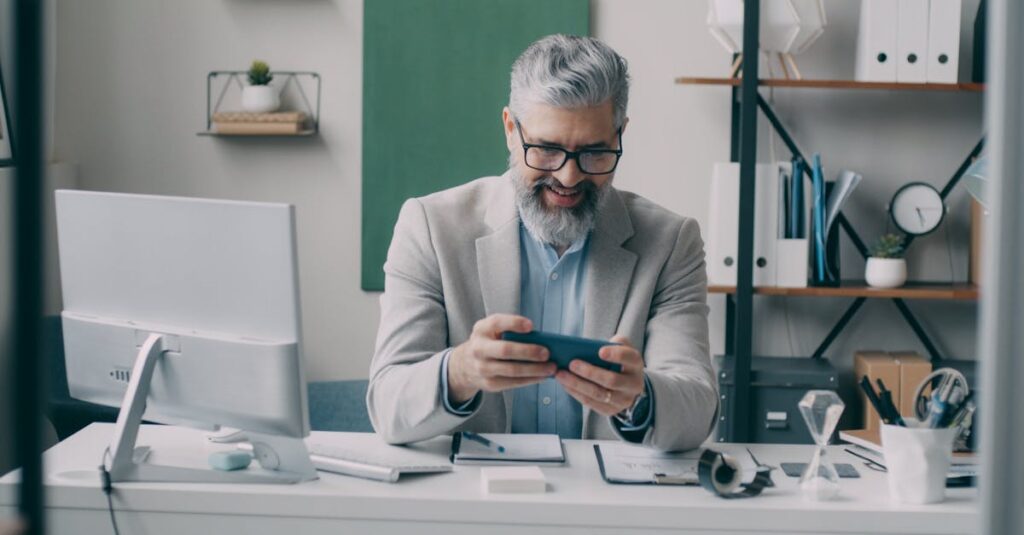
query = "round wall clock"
xmin=890 ymin=182 xmax=945 ymax=236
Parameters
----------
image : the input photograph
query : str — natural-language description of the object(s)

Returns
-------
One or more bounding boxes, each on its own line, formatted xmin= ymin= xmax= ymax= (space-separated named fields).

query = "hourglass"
xmin=798 ymin=390 xmax=844 ymax=500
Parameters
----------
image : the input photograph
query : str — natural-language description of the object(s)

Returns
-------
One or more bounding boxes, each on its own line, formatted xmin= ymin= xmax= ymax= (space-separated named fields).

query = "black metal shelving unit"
xmin=680 ymin=4 xmax=984 ymax=443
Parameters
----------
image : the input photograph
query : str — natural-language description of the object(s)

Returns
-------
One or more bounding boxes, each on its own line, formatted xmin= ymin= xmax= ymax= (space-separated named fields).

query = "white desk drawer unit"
xmin=0 ymin=424 xmax=977 ymax=534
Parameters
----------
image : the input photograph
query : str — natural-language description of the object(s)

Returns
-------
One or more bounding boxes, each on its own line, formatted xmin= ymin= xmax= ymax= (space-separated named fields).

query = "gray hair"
xmin=509 ymin=34 xmax=630 ymax=128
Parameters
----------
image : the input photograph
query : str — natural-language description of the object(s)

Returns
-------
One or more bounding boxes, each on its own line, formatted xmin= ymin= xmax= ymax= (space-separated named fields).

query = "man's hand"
xmin=555 ymin=335 xmax=645 ymax=417
xmin=447 ymin=314 xmax=556 ymax=405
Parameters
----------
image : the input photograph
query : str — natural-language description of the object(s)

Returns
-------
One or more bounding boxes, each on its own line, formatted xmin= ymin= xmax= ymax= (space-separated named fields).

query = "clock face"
xmin=891 ymin=182 xmax=945 ymax=235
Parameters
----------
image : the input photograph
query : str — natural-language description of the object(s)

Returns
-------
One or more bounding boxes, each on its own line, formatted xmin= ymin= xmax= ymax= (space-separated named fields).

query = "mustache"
xmin=530 ymin=176 xmax=599 ymax=196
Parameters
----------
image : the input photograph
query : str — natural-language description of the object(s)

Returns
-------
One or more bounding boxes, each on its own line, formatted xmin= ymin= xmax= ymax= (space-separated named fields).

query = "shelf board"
xmin=674 ymin=77 xmax=985 ymax=93
xmin=197 ymin=130 xmax=317 ymax=137
xmin=708 ymin=281 xmax=979 ymax=300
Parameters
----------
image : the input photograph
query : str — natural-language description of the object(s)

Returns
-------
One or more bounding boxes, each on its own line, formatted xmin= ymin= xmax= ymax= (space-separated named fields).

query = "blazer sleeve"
xmin=611 ymin=217 xmax=719 ymax=451
xmin=366 ymin=198 xmax=478 ymax=444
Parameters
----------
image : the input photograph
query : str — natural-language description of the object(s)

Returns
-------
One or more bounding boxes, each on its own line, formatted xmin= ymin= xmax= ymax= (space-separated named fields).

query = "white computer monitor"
xmin=55 ymin=190 xmax=316 ymax=484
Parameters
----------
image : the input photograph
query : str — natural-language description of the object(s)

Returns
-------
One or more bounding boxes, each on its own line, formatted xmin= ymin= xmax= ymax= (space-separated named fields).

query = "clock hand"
xmin=916 ymin=207 xmax=925 ymax=226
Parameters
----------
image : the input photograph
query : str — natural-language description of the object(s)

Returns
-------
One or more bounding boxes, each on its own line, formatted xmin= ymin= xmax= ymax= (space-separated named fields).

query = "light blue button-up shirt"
xmin=510 ymin=223 xmax=589 ymax=438
xmin=440 ymin=223 xmax=652 ymax=439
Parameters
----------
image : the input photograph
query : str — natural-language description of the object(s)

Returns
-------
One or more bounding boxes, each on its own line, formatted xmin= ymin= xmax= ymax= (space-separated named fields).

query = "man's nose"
xmin=553 ymin=157 xmax=586 ymax=188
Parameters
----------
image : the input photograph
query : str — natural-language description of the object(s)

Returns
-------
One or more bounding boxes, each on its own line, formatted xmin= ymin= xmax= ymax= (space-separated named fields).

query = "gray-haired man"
xmin=367 ymin=35 xmax=718 ymax=451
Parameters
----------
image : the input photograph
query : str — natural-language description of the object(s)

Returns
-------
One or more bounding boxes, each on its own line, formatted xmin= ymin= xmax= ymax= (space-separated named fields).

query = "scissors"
xmin=913 ymin=368 xmax=969 ymax=426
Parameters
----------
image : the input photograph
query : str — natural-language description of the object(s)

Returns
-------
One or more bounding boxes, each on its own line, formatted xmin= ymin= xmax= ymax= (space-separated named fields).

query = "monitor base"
xmin=104 ymin=333 xmax=317 ymax=484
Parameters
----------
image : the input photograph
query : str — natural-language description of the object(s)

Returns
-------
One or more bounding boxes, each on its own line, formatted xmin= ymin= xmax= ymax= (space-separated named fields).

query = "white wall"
xmin=55 ymin=0 xmax=369 ymax=381
xmin=53 ymin=0 xmax=983 ymax=386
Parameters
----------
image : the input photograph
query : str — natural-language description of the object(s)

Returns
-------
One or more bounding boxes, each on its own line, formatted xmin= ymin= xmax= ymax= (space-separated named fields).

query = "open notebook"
xmin=450 ymin=433 xmax=565 ymax=465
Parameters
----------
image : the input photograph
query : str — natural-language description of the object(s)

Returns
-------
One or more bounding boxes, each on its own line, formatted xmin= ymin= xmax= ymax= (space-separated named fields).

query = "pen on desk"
xmin=844 ymin=448 xmax=886 ymax=472
xmin=462 ymin=432 xmax=505 ymax=453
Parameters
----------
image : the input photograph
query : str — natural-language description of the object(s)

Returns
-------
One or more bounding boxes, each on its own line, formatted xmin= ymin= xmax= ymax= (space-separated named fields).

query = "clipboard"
xmin=593 ymin=444 xmax=700 ymax=485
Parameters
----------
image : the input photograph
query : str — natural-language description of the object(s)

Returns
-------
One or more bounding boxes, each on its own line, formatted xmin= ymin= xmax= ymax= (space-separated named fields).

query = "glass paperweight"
xmin=798 ymin=390 xmax=845 ymax=501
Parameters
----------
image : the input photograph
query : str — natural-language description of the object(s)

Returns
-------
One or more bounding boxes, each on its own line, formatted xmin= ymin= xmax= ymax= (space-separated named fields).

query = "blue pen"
xmin=462 ymin=431 xmax=505 ymax=453
xmin=925 ymin=390 xmax=951 ymax=428
xmin=925 ymin=379 xmax=963 ymax=428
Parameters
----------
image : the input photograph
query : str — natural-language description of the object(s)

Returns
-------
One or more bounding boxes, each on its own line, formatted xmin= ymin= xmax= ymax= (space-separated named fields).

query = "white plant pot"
xmin=865 ymin=257 xmax=907 ymax=288
xmin=241 ymin=85 xmax=280 ymax=113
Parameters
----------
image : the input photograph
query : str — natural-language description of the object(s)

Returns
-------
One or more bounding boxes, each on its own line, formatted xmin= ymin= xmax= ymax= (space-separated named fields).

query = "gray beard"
xmin=509 ymin=159 xmax=610 ymax=247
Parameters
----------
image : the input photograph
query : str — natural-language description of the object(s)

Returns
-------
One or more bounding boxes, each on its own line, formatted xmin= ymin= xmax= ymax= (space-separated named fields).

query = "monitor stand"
xmin=103 ymin=333 xmax=318 ymax=484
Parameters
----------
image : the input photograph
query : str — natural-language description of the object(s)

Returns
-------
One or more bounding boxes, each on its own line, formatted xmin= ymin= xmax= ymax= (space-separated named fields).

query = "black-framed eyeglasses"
xmin=514 ymin=119 xmax=623 ymax=175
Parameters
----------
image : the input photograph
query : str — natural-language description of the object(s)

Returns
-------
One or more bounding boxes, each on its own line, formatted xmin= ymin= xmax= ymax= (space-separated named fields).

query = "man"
xmin=367 ymin=34 xmax=717 ymax=452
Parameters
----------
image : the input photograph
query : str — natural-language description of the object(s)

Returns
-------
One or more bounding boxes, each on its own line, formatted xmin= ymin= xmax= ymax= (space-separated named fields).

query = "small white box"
xmin=480 ymin=466 xmax=547 ymax=494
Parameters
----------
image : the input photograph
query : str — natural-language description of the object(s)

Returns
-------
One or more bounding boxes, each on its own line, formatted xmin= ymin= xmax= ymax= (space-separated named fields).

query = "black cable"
xmin=99 ymin=448 xmax=121 ymax=535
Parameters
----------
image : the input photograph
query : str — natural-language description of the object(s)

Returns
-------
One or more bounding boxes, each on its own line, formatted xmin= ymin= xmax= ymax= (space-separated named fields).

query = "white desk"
xmin=0 ymin=424 xmax=977 ymax=534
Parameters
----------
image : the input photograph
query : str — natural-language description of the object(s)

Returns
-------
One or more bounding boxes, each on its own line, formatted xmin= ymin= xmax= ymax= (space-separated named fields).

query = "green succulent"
xmin=248 ymin=60 xmax=273 ymax=86
xmin=870 ymin=233 xmax=906 ymax=259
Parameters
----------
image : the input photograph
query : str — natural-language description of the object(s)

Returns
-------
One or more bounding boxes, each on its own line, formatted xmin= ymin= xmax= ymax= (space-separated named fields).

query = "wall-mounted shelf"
xmin=198 ymin=71 xmax=321 ymax=137
xmin=196 ymin=130 xmax=317 ymax=138
xmin=708 ymin=282 xmax=979 ymax=301
xmin=674 ymin=77 xmax=985 ymax=93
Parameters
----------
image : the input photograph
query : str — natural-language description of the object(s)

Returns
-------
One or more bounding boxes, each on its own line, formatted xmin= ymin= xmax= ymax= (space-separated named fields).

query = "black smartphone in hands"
xmin=500 ymin=330 xmax=622 ymax=373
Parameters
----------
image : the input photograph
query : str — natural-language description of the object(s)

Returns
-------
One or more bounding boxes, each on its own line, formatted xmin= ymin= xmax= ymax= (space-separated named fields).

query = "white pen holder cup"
xmin=880 ymin=421 xmax=957 ymax=504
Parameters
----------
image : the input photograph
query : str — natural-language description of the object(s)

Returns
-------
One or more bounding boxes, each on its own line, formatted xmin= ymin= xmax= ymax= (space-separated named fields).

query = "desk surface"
xmin=0 ymin=424 xmax=977 ymax=534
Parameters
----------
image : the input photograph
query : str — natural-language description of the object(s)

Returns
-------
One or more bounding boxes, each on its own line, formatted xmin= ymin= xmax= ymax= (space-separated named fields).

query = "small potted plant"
xmin=865 ymin=233 xmax=907 ymax=288
xmin=241 ymin=60 xmax=280 ymax=113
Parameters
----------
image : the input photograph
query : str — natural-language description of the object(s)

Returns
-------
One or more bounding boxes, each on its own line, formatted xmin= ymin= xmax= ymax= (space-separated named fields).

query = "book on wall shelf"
xmin=211 ymin=111 xmax=309 ymax=135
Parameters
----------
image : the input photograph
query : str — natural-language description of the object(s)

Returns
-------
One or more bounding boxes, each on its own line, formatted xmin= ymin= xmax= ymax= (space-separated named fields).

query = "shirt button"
xmin=550 ymin=272 xmax=559 ymax=281
xmin=542 ymin=396 xmax=552 ymax=406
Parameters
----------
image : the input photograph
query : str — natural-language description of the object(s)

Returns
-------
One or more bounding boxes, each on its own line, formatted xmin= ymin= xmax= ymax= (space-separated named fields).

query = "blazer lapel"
xmin=580 ymin=188 xmax=637 ymax=433
xmin=476 ymin=175 xmax=521 ymax=318
xmin=475 ymin=174 xmax=521 ymax=431
xmin=583 ymin=188 xmax=637 ymax=340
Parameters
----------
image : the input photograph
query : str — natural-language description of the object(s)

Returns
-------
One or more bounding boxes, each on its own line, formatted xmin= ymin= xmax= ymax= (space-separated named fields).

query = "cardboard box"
xmin=854 ymin=351 xmax=900 ymax=432
xmin=890 ymin=351 xmax=933 ymax=418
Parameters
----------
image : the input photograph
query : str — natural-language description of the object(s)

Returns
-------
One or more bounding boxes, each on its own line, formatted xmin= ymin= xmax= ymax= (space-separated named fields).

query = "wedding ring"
xmin=604 ymin=390 xmax=612 ymax=404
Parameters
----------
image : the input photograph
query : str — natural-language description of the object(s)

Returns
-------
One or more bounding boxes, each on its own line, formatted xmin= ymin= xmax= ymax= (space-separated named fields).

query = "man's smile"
xmin=543 ymin=183 xmax=584 ymax=208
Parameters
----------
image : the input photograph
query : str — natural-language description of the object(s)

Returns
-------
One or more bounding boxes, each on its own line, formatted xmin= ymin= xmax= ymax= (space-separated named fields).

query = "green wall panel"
xmin=361 ymin=0 xmax=590 ymax=290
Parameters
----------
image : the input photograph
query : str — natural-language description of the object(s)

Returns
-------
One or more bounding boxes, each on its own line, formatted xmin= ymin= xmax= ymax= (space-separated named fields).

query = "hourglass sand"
xmin=798 ymin=390 xmax=845 ymax=500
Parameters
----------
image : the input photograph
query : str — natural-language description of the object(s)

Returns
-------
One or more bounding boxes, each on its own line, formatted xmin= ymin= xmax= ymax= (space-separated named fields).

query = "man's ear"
xmin=619 ymin=116 xmax=630 ymax=137
xmin=502 ymin=107 xmax=517 ymax=152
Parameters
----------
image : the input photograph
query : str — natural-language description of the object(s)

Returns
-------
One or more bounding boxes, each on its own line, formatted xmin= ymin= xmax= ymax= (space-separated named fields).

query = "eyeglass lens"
xmin=525 ymin=146 xmax=619 ymax=174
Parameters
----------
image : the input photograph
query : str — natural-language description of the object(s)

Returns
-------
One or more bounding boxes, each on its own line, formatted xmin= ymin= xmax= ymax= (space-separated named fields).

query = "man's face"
xmin=502 ymin=101 xmax=625 ymax=245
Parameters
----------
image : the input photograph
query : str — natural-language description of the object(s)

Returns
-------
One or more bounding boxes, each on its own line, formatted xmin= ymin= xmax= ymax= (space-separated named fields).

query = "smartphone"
xmin=500 ymin=330 xmax=622 ymax=373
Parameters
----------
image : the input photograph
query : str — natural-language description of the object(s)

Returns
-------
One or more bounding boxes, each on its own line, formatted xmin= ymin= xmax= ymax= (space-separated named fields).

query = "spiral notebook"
xmin=450 ymin=433 xmax=565 ymax=465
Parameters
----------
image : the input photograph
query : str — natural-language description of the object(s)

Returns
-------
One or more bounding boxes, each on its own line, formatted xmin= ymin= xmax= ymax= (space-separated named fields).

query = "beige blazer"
xmin=367 ymin=173 xmax=718 ymax=451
